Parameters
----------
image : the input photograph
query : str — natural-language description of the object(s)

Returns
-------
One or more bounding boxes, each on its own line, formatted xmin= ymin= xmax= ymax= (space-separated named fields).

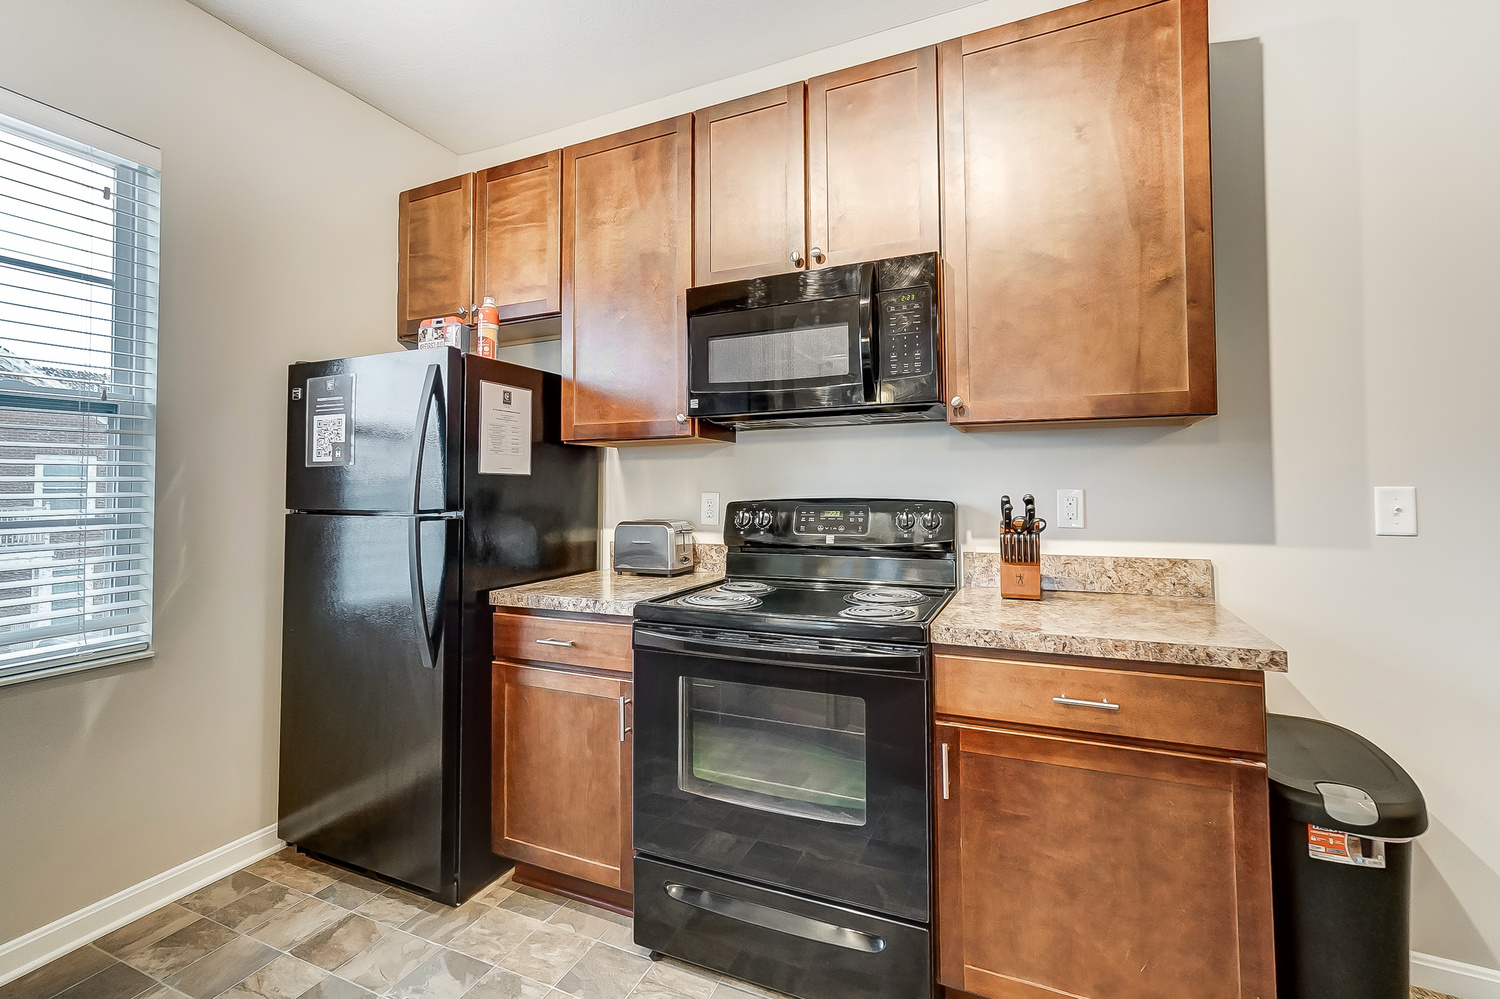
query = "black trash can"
xmin=1267 ymin=714 xmax=1428 ymax=999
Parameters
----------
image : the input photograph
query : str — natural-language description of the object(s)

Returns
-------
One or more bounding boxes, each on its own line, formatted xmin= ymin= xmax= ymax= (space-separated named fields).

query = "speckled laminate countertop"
xmin=489 ymin=553 xmax=1285 ymax=672
xmin=489 ymin=569 xmax=722 ymax=618
xmin=931 ymin=587 xmax=1286 ymax=672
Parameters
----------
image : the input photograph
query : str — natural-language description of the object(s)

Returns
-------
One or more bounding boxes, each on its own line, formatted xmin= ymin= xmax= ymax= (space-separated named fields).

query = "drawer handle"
xmin=941 ymin=743 xmax=950 ymax=801
xmin=619 ymin=696 xmax=632 ymax=742
xmin=1053 ymin=695 xmax=1120 ymax=712
xmin=535 ymin=638 xmax=575 ymax=648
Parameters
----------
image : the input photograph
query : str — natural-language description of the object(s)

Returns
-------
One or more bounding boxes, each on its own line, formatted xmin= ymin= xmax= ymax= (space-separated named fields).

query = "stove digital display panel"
xmin=794 ymin=504 xmax=870 ymax=536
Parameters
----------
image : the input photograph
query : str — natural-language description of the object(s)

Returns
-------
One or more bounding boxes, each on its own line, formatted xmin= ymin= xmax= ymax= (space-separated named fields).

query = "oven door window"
xmin=680 ymin=677 xmax=867 ymax=826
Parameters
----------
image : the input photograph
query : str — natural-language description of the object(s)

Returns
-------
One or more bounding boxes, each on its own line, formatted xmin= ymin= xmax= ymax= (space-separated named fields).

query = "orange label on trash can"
xmin=1308 ymin=824 xmax=1386 ymax=868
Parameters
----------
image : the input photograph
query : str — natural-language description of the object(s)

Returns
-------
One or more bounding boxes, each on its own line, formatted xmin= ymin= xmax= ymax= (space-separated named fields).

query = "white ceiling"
xmin=186 ymin=0 xmax=987 ymax=155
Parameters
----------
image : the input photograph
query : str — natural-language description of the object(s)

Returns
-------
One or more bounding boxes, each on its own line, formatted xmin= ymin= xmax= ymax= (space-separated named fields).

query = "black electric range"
xmin=631 ymin=498 xmax=956 ymax=999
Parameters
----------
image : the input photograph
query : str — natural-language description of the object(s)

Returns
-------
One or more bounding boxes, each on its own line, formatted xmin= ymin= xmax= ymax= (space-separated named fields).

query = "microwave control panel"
xmin=877 ymin=286 xmax=934 ymax=380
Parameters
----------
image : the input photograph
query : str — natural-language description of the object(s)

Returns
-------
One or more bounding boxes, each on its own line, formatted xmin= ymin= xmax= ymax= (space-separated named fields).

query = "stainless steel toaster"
xmin=613 ymin=520 xmax=697 ymax=576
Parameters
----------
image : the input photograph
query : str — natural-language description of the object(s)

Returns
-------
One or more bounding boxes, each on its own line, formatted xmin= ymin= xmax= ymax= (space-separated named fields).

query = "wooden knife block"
xmin=1000 ymin=560 xmax=1042 ymax=600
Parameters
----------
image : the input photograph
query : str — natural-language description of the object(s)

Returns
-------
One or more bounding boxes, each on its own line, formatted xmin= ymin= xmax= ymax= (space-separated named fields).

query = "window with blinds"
xmin=0 ymin=109 xmax=159 ymax=686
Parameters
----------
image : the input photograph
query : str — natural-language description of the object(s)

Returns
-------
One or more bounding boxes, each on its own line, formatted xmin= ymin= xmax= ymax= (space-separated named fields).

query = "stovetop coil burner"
xmin=678 ymin=591 xmax=763 ymax=609
xmin=719 ymin=580 xmax=775 ymax=594
xmin=839 ymin=604 xmax=918 ymax=621
xmin=848 ymin=587 xmax=928 ymax=605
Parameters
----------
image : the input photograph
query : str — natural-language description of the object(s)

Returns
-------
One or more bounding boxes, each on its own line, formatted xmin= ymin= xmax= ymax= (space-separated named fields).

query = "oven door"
xmin=632 ymin=625 xmax=929 ymax=922
xmin=687 ymin=295 xmax=872 ymax=419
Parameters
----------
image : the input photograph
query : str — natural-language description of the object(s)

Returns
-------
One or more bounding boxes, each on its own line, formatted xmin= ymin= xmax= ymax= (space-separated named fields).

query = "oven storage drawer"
xmin=634 ymin=855 xmax=932 ymax=999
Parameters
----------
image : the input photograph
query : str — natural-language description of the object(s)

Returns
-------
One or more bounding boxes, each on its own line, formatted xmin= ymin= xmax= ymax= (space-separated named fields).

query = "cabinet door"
xmin=694 ymin=84 xmax=807 ymax=285
xmin=495 ymin=664 xmax=632 ymax=891
xmin=562 ymin=116 xmax=728 ymax=444
xmin=934 ymin=723 xmax=1274 ymax=999
xmin=807 ymin=49 xmax=939 ymax=269
xmin=397 ymin=174 xmax=474 ymax=338
xmin=475 ymin=152 xmax=561 ymax=322
xmin=940 ymin=0 xmax=1215 ymax=425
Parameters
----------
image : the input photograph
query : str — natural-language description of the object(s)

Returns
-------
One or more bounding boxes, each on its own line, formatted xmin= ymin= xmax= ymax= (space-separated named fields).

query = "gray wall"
xmin=0 ymin=0 xmax=454 ymax=945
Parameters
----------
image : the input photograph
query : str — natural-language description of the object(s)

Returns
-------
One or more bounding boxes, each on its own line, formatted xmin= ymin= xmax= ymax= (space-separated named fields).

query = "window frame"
xmin=0 ymin=96 xmax=160 ymax=688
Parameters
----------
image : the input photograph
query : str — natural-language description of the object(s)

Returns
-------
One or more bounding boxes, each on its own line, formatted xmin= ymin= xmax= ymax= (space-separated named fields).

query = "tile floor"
xmin=0 ymin=849 xmax=782 ymax=999
xmin=0 ymin=848 xmax=1467 ymax=999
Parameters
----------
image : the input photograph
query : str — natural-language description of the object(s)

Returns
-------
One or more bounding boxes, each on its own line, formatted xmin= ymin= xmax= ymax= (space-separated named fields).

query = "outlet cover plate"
xmin=1057 ymin=489 xmax=1085 ymax=529
xmin=700 ymin=491 xmax=721 ymax=527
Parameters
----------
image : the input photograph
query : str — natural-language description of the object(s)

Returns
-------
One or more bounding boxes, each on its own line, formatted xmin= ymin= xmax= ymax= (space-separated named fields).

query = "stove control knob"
xmin=754 ymin=509 xmax=774 ymax=530
xmin=894 ymin=510 xmax=917 ymax=531
xmin=732 ymin=508 xmax=754 ymax=530
xmin=921 ymin=509 xmax=943 ymax=531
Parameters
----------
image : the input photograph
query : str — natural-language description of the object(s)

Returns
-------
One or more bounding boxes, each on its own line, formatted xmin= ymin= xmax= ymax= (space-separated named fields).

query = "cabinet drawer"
xmin=494 ymin=611 xmax=632 ymax=674
xmin=933 ymin=654 xmax=1265 ymax=756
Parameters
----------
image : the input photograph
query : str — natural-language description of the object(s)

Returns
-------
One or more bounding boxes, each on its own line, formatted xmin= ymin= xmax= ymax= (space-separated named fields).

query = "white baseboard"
xmin=1413 ymin=950 xmax=1500 ymax=999
xmin=0 ymin=825 xmax=284 ymax=987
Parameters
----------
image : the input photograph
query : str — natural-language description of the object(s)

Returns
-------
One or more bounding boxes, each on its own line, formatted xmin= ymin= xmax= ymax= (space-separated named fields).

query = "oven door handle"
xmin=632 ymin=626 xmax=924 ymax=675
xmin=664 ymin=883 xmax=886 ymax=954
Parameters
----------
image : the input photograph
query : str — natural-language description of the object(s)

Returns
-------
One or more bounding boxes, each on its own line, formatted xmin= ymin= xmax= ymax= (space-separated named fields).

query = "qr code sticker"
xmin=312 ymin=414 xmax=345 ymax=462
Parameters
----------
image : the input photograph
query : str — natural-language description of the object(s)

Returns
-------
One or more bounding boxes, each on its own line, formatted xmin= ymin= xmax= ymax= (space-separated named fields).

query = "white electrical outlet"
xmin=700 ymin=491 xmax=721 ymax=527
xmin=1057 ymin=489 xmax=1086 ymax=529
xmin=1373 ymin=486 xmax=1417 ymax=536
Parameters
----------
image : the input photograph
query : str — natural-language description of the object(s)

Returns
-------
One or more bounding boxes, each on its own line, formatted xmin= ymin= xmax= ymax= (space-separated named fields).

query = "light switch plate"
xmin=1373 ymin=486 xmax=1417 ymax=536
xmin=700 ymin=491 xmax=721 ymax=527
xmin=1057 ymin=489 xmax=1085 ymax=528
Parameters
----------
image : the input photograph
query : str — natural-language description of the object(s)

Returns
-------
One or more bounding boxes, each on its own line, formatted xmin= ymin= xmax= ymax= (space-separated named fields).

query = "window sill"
xmin=0 ymin=648 xmax=156 ymax=689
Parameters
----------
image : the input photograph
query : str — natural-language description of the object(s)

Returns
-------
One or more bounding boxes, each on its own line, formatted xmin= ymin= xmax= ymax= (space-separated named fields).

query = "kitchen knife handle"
xmin=1053 ymin=695 xmax=1120 ymax=712
xmin=619 ymin=696 xmax=632 ymax=742
xmin=535 ymin=638 xmax=574 ymax=647
xmin=941 ymin=742 xmax=951 ymax=800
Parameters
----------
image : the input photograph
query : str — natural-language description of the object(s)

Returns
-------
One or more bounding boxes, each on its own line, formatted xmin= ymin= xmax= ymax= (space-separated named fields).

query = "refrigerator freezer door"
xmin=280 ymin=512 xmax=461 ymax=894
xmin=287 ymin=348 xmax=463 ymax=514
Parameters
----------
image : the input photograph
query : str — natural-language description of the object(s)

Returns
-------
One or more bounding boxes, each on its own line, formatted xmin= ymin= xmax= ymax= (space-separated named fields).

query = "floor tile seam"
xmin=23 ymin=949 xmax=134 ymax=999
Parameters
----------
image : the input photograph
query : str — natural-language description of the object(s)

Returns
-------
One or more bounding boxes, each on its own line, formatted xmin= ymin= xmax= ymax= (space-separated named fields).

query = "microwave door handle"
xmin=858 ymin=262 xmax=877 ymax=401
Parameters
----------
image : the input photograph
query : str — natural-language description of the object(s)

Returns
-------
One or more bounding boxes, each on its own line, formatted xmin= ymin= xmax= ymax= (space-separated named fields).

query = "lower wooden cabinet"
xmin=934 ymin=721 xmax=1275 ymax=999
xmin=493 ymin=661 xmax=633 ymax=893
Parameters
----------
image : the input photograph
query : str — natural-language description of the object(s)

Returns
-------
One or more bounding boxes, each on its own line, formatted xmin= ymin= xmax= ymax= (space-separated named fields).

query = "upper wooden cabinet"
xmin=694 ymin=51 xmax=939 ymax=286
xmin=694 ymin=85 xmax=807 ymax=285
xmin=807 ymin=49 xmax=940 ymax=269
xmin=475 ymin=152 xmax=562 ymax=322
xmin=939 ymin=0 xmax=1216 ymax=426
xmin=562 ymin=116 xmax=730 ymax=444
xmin=397 ymin=174 xmax=473 ymax=338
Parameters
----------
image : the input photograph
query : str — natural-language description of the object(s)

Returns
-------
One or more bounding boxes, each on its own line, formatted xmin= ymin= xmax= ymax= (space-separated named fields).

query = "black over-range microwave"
xmin=685 ymin=252 xmax=941 ymax=428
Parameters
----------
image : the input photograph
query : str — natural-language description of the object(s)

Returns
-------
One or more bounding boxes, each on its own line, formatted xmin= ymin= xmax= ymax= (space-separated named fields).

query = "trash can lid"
xmin=1267 ymin=714 xmax=1428 ymax=839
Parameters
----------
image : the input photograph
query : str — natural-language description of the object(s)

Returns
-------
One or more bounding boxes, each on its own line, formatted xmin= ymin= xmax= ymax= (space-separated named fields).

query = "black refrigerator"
xmin=280 ymin=347 xmax=598 ymax=905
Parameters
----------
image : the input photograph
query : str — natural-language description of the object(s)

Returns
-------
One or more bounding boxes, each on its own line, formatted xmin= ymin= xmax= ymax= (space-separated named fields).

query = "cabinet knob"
xmin=456 ymin=306 xmax=468 ymax=317
xmin=810 ymin=247 xmax=825 ymax=264
xmin=950 ymin=396 xmax=964 ymax=409
xmin=789 ymin=250 xmax=804 ymax=268
xmin=676 ymin=413 xmax=688 ymax=425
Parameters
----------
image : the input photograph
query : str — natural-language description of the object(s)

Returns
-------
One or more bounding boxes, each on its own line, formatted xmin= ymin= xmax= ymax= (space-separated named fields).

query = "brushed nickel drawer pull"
xmin=941 ymin=743 xmax=951 ymax=800
xmin=535 ymin=638 xmax=575 ymax=648
xmin=619 ymin=696 xmax=632 ymax=742
xmin=1053 ymin=695 xmax=1120 ymax=712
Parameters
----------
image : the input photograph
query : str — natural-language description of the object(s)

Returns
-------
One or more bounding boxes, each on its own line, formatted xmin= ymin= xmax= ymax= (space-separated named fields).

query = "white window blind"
xmin=0 ymin=108 xmax=159 ymax=686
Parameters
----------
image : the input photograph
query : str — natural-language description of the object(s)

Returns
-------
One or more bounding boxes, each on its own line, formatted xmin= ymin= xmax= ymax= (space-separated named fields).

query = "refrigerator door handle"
xmin=408 ymin=517 xmax=446 ymax=670
xmin=408 ymin=362 xmax=446 ymax=514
